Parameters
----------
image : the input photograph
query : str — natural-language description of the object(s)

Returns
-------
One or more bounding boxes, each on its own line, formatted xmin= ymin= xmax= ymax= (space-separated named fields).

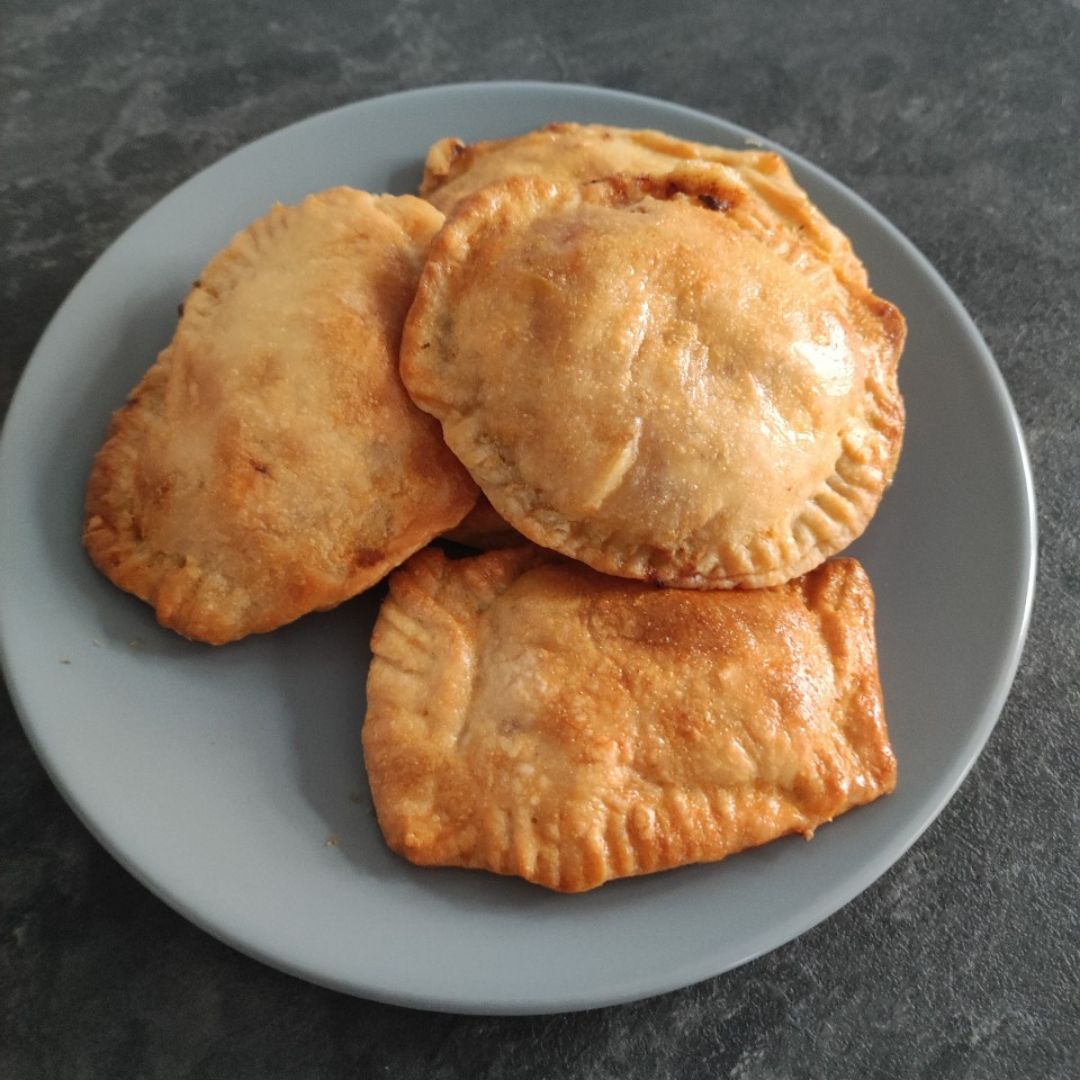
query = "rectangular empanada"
xmin=362 ymin=546 xmax=896 ymax=892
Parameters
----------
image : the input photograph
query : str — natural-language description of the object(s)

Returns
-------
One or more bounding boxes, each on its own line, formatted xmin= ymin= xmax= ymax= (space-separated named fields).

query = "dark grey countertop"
xmin=2 ymin=1 xmax=1078 ymax=1076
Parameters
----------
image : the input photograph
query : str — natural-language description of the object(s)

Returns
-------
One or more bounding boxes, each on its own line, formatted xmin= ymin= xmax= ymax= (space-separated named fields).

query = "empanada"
xmin=401 ymin=169 xmax=904 ymax=590
xmin=85 ymin=188 xmax=477 ymax=644
xmin=420 ymin=122 xmax=867 ymax=288
xmin=363 ymin=547 xmax=896 ymax=892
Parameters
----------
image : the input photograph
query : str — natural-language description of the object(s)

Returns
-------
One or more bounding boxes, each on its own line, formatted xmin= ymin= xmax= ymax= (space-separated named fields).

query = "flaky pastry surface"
xmin=363 ymin=547 xmax=896 ymax=892
xmin=401 ymin=170 xmax=905 ymax=589
xmin=84 ymin=188 xmax=477 ymax=643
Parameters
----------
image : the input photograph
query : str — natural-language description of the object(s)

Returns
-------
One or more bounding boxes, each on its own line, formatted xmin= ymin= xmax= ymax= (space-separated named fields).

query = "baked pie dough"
xmin=401 ymin=168 xmax=905 ymax=589
xmin=420 ymin=122 xmax=868 ymax=288
xmin=84 ymin=188 xmax=477 ymax=644
xmin=363 ymin=546 xmax=896 ymax=892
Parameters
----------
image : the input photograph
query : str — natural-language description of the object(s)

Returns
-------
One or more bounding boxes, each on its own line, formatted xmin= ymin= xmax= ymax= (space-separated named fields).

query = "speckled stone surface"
xmin=2 ymin=1 xmax=1078 ymax=1076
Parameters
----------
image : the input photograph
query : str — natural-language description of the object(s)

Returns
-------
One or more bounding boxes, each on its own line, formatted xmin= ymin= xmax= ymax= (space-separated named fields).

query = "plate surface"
xmin=0 ymin=82 xmax=1036 ymax=1014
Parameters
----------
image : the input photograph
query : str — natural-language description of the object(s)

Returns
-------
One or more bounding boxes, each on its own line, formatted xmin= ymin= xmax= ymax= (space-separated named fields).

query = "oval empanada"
xmin=420 ymin=122 xmax=868 ymax=289
xmin=84 ymin=188 xmax=477 ymax=644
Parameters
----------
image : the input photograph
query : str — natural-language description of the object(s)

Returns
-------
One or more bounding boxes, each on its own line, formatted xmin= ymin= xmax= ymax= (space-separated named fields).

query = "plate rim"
xmin=0 ymin=80 xmax=1038 ymax=1014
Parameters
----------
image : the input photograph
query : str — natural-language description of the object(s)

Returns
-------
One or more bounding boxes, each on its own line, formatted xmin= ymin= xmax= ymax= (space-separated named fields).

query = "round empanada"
xmin=84 ymin=188 xmax=477 ymax=643
xmin=401 ymin=168 xmax=904 ymax=589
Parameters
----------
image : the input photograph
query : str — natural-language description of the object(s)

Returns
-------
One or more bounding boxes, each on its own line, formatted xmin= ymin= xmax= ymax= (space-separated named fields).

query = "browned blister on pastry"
xmin=363 ymin=546 xmax=896 ymax=893
xmin=420 ymin=123 xmax=866 ymax=288
xmin=401 ymin=169 xmax=905 ymax=590
xmin=84 ymin=188 xmax=477 ymax=644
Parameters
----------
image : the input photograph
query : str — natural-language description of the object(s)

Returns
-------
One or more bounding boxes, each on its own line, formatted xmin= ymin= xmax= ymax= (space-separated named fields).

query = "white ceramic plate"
xmin=0 ymin=83 xmax=1036 ymax=1014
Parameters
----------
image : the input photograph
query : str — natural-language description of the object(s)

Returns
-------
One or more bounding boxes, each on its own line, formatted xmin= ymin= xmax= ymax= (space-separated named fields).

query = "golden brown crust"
xmin=419 ymin=123 xmax=868 ymax=289
xmin=363 ymin=547 xmax=896 ymax=892
xmin=401 ymin=170 xmax=905 ymax=590
xmin=84 ymin=188 xmax=478 ymax=644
